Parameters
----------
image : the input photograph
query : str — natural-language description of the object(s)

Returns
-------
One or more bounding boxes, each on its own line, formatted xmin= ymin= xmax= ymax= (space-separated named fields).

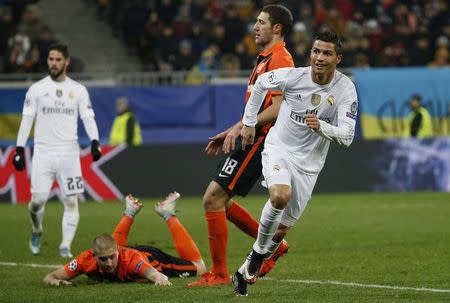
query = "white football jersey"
xmin=243 ymin=66 xmax=358 ymax=174
xmin=22 ymin=76 xmax=95 ymax=152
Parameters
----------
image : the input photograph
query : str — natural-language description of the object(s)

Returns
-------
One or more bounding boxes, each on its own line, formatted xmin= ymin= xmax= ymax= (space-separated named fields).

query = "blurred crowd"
xmin=89 ymin=0 xmax=449 ymax=74
xmin=0 ymin=0 xmax=56 ymax=73
xmin=1 ymin=0 xmax=449 ymax=75
xmin=0 ymin=0 xmax=84 ymax=74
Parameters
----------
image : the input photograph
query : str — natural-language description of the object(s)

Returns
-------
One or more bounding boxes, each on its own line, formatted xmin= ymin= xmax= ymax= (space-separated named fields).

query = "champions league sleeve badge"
xmin=69 ymin=259 xmax=78 ymax=271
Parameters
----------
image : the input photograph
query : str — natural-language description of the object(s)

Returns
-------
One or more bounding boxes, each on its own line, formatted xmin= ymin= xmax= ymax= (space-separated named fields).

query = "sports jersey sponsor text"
xmin=42 ymin=106 xmax=75 ymax=115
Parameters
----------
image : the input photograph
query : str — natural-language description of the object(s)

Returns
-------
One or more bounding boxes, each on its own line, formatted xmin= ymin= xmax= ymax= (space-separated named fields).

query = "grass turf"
xmin=0 ymin=192 xmax=449 ymax=302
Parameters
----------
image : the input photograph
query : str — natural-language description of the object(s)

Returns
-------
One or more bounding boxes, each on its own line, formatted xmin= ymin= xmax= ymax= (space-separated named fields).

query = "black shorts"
xmin=132 ymin=245 xmax=197 ymax=278
xmin=213 ymin=136 xmax=265 ymax=197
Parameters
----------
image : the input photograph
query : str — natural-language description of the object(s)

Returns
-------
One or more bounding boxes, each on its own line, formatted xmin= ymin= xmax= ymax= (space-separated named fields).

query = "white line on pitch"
xmin=263 ymin=277 xmax=450 ymax=293
xmin=1 ymin=261 xmax=449 ymax=293
xmin=0 ymin=261 xmax=60 ymax=269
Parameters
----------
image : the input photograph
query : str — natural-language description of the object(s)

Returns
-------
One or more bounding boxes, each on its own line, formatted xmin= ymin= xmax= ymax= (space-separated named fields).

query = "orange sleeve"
xmin=126 ymin=250 xmax=153 ymax=278
xmin=268 ymin=50 xmax=294 ymax=96
xmin=63 ymin=250 xmax=94 ymax=278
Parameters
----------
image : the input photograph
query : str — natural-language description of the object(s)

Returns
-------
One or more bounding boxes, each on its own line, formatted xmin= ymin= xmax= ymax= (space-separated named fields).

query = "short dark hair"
xmin=262 ymin=4 xmax=293 ymax=37
xmin=411 ymin=94 xmax=422 ymax=102
xmin=48 ymin=42 xmax=69 ymax=58
xmin=314 ymin=31 xmax=342 ymax=55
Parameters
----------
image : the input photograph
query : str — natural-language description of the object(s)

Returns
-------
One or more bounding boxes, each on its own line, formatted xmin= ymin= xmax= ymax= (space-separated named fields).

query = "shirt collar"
xmin=259 ymin=41 xmax=286 ymax=58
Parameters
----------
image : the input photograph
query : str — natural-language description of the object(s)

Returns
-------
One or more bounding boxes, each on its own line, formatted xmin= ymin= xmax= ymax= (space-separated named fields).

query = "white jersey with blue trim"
xmin=22 ymin=76 xmax=95 ymax=152
xmin=242 ymin=66 xmax=358 ymax=174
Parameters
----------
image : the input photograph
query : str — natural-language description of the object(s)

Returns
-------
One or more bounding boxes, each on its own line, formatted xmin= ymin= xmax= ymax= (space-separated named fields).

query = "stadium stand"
xmin=84 ymin=0 xmax=449 ymax=71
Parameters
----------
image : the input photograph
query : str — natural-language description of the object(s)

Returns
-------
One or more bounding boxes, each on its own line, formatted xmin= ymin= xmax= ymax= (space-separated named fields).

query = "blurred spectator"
xmin=234 ymin=41 xmax=253 ymax=70
xmin=109 ymin=96 xmax=142 ymax=146
xmin=173 ymin=39 xmax=196 ymax=71
xmin=35 ymin=26 xmax=56 ymax=72
xmin=21 ymin=4 xmax=45 ymax=41
xmin=0 ymin=5 xmax=13 ymax=57
xmin=218 ymin=53 xmax=240 ymax=78
xmin=427 ymin=47 xmax=449 ymax=67
xmin=402 ymin=94 xmax=433 ymax=138
xmin=185 ymin=47 xmax=217 ymax=84
xmin=5 ymin=26 xmax=38 ymax=72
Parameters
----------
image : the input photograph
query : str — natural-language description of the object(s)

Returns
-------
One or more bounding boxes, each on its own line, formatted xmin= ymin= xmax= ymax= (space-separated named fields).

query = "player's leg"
xmin=187 ymin=181 xmax=232 ymax=286
xmin=224 ymin=139 xmax=264 ymax=239
xmin=233 ymin=148 xmax=292 ymax=295
xmin=59 ymin=194 xmax=78 ymax=257
xmin=225 ymin=199 xmax=259 ymax=239
xmin=190 ymin=143 xmax=263 ymax=287
xmin=28 ymin=151 xmax=54 ymax=255
xmin=155 ymin=192 xmax=206 ymax=275
xmin=56 ymin=153 xmax=84 ymax=257
xmin=134 ymin=246 xmax=199 ymax=278
xmin=112 ymin=194 xmax=143 ymax=246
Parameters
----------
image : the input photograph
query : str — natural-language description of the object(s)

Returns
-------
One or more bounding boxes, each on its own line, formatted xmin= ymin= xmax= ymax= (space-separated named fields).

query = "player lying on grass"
xmin=43 ymin=192 xmax=206 ymax=286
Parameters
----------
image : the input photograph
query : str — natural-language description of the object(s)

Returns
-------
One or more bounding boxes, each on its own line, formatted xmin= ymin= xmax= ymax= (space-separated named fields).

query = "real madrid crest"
xmin=56 ymin=89 xmax=63 ymax=98
xmin=311 ymin=93 xmax=321 ymax=106
xmin=69 ymin=91 xmax=74 ymax=99
xmin=327 ymin=95 xmax=334 ymax=106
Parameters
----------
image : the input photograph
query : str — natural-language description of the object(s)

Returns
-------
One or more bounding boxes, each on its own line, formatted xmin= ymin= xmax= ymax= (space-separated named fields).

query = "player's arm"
xmin=79 ymin=86 xmax=102 ymax=161
xmin=306 ymin=85 xmax=358 ymax=147
xmin=13 ymin=89 xmax=37 ymax=171
xmin=241 ymin=68 xmax=293 ymax=149
xmin=43 ymin=266 xmax=74 ymax=286
xmin=220 ymin=94 xmax=283 ymax=153
xmin=143 ymin=267 xmax=172 ymax=286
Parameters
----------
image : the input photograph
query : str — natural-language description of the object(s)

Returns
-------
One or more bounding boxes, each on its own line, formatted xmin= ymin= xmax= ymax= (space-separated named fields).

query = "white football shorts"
xmin=31 ymin=150 xmax=84 ymax=196
xmin=261 ymin=147 xmax=318 ymax=227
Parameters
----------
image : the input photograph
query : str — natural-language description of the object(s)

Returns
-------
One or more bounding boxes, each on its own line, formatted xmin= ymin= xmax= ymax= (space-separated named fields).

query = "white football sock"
xmin=60 ymin=195 xmax=79 ymax=249
xmin=252 ymin=200 xmax=284 ymax=255
xmin=29 ymin=194 xmax=47 ymax=233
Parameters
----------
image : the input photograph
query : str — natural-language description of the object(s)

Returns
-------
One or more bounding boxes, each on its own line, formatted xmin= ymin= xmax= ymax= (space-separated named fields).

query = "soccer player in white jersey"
xmin=12 ymin=43 xmax=102 ymax=258
xmin=232 ymin=31 xmax=358 ymax=296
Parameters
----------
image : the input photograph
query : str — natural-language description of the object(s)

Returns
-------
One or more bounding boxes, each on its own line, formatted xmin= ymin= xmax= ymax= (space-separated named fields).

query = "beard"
xmin=49 ymin=66 xmax=64 ymax=80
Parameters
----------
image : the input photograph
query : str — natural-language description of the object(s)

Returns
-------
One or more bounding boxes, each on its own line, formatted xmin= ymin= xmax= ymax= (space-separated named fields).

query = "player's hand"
xmin=154 ymin=273 xmax=172 ymax=286
xmin=240 ymin=125 xmax=255 ymax=150
xmin=223 ymin=123 xmax=242 ymax=154
xmin=48 ymin=279 xmax=72 ymax=287
xmin=12 ymin=146 xmax=26 ymax=171
xmin=90 ymin=140 xmax=102 ymax=161
xmin=305 ymin=114 xmax=320 ymax=131
xmin=57 ymin=280 xmax=72 ymax=286
xmin=205 ymin=130 xmax=228 ymax=156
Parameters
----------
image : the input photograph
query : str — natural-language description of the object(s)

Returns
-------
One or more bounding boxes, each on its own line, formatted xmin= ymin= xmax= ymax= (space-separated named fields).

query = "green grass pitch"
xmin=0 ymin=192 xmax=449 ymax=302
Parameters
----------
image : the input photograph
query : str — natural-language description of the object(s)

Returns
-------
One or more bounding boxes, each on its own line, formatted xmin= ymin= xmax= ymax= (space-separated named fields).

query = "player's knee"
xmin=202 ymin=183 xmax=228 ymax=211
xmin=269 ymin=187 xmax=291 ymax=209
xmin=29 ymin=193 xmax=48 ymax=212
xmin=193 ymin=259 xmax=207 ymax=276
xmin=62 ymin=195 xmax=78 ymax=212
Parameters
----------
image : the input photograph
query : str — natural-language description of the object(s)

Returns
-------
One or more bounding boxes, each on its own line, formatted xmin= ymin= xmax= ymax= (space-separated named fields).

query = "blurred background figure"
xmin=403 ymin=94 xmax=433 ymax=138
xmin=109 ymin=96 xmax=142 ymax=146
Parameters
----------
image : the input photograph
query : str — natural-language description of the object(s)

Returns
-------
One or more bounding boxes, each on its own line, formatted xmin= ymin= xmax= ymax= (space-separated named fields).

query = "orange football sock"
xmin=166 ymin=216 xmax=201 ymax=262
xmin=112 ymin=215 xmax=133 ymax=246
xmin=206 ymin=211 xmax=228 ymax=277
xmin=226 ymin=200 xmax=259 ymax=239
